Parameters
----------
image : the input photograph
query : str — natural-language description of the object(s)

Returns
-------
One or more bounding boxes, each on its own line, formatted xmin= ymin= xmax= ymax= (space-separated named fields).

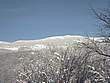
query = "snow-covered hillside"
xmin=0 ymin=35 xmax=103 ymax=51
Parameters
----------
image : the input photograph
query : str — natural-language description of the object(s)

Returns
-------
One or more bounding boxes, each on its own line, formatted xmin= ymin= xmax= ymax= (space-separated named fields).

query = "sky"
xmin=0 ymin=0 xmax=109 ymax=41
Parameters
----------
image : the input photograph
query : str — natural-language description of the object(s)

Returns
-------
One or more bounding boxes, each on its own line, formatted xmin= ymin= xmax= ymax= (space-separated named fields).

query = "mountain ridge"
xmin=0 ymin=35 xmax=104 ymax=51
xmin=0 ymin=35 xmax=87 ymax=44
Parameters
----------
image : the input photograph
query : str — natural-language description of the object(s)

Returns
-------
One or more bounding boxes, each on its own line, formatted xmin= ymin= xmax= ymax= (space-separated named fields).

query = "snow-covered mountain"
xmin=0 ymin=41 xmax=10 ymax=44
xmin=0 ymin=35 xmax=103 ymax=51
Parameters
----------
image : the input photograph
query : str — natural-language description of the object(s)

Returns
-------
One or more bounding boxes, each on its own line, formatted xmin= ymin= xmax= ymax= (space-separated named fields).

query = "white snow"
xmin=30 ymin=44 xmax=47 ymax=50
xmin=89 ymin=37 xmax=105 ymax=42
xmin=31 ymin=52 xmax=35 ymax=54
xmin=41 ymin=35 xmax=84 ymax=41
xmin=0 ymin=41 xmax=10 ymax=44
xmin=1 ymin=47 xmax=19 ymax=51
xmin=54 ymin=52 xmax=60 ymax=56
xmin=0 ymin=35 xmax=107 ymax=51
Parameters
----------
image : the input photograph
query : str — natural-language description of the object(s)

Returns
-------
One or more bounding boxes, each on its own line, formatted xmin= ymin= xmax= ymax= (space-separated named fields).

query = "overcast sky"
xmin=0 ymin=0 xmax=109 ymax=41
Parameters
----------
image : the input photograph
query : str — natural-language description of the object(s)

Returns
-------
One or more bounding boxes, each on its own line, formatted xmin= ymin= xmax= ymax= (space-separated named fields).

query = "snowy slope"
xmin=0 ymin=41 xmax=10 ymax=44
xmin=0 ymin=35 xmax=103 ymax=51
